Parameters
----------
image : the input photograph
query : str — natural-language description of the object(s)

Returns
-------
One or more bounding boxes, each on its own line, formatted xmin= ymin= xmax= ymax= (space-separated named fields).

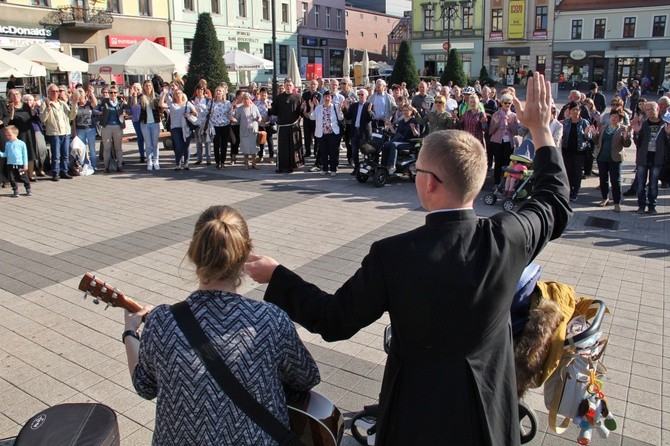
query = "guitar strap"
xmin=170 ymin=302 xmax=304 ymax=446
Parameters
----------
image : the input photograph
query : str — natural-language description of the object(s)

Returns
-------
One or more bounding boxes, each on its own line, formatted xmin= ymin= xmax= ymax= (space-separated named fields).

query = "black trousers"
xmin=8 ymin=164 xmax=31 ymax=191
xmin=562 ymin=149 xmax=585 ymax=197
xmin=303 ymin=119 xmax=317 ymax=157
xmin=319 ymin=133 xmax=341 ymax=173
xmin=213 ymin=125 xmax=230 ymax=165
xmin=490 ymin=141 xmax=513 ymax=185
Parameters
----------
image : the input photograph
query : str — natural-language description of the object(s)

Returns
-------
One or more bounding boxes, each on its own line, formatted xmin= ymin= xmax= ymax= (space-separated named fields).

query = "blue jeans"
xmin=132 ymin=120 xmax=145 ymax=159
xmin=49 ymin=134 xmax=70 ymax=175
xmin=381 ymin=141 xmax=407 ymax=169
xmin=636 ymin=163 xmax=661 ymax=207
xmin=596 ymin=160 xmax=621 ymax=204
xmin=76 ymin=128 xmax=97 ymax=169
xmin=170 ymin=128 xmax=191 ymax=166
xmin=142 ymin=122 xmax=160 ymax=162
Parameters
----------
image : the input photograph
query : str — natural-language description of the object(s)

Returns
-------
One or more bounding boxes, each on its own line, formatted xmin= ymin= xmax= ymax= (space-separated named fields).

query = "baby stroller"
xmin=484 ymin=140 xmax=535 ymax=211
xmin=351 ymin=263 xmax=610 ymax=445
xmin=356 ymin=126 xmax=421 ymax=187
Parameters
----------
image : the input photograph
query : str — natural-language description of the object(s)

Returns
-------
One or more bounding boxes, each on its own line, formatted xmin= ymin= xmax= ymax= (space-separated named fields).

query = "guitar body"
xmin=78 ymin=273 xmax=344 ymax=445
xmin=288 ymin=390 xmax=344 ymax=446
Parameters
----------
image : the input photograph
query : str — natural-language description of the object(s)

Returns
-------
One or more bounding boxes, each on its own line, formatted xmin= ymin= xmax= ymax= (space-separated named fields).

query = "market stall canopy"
xmin=88 ymin=39 xmax=189 ymax=77
xmin=0 ymin=47 xmax=47 ymax=78
xmin=223 ymin=50 xmax=273 ymax=71
xmin=12 ymin=44 xmax=89 ymax=73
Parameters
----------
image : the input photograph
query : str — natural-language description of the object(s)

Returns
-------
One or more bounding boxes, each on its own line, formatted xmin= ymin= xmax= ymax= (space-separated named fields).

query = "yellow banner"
xmin=508 ymin=0 xmax=525 ymax=39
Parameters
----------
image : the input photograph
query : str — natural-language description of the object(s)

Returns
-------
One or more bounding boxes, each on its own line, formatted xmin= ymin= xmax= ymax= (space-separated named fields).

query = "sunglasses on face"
xmin=434 ymin=101 xmax=444 ymax=104
xmin=502 ymin=102 xmax=512 ymax=105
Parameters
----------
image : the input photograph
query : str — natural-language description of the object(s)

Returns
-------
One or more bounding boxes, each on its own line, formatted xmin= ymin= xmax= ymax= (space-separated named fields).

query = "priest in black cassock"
xmin=269 ymin=78 xmax=303 ymax=173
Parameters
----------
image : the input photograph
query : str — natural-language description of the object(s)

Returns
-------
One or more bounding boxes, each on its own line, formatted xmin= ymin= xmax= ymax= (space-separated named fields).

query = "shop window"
xmin=623 ymin=17 xmax=635 ymax=38
xmin=302 ymin=2 xmax=308 ymax=25
xmin=571 ymin=19 xmax=582 ymax=39
xmin=138 ymin=0 xmax=151 ymax=15
xmin=326 ymin=7 xmax=331 ymax=29
xmin=211 ymin=0 xmax=220 ymax=14
xmin=239 ymin=0 xmax=247 ymax=18
xmin=462 ymin=6 xmax=473 ymax=30
xmin=107 ymin=0 xmax=121 ymax=13
xmin=184 ymin=0 xmax=193 ymax=11
xmin=423 ymin=5 xmax=435 ymax=32
xmin=491 ymin=9 xmax=502 ymax=32
xmin=279 ymin=45 xmax=288 ymax=74
xmin=652 ymin=15 xmax=666 ymax=37
xmin=281 ymin=3 xmax=288 ymax=23
xmin=594 ymin=18 xmax=605 ymax=39
xmin=262 ymin=0 xmax=269 ymax=20
xmin=535 ymin=6 xmax=547 ymax=31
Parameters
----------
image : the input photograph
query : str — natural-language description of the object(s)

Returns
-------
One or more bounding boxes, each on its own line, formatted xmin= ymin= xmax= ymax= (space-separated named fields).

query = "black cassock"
xmin=269 ymin=92 xmax=303 ymax=172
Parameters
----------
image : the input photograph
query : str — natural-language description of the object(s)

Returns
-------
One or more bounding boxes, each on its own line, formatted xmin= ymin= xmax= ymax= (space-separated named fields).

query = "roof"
xmin=557 ymin=0 xmax=670 ymax=11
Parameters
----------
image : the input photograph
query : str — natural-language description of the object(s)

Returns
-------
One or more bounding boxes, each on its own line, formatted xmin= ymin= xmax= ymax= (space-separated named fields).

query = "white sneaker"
xmin=153 ymin=162 xmax=160 ymax=171
xmin=147 ymin=160 xmax=153 ymax=171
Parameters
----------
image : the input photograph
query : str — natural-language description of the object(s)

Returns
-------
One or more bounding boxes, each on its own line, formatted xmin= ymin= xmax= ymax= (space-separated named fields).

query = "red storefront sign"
xmin=106 ymin=35 xmax=167 ymax=48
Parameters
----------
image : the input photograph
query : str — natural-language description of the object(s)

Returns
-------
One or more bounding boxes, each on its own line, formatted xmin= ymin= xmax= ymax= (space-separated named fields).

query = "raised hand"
xmin=513 ymin=74 xmax=553 ymax=149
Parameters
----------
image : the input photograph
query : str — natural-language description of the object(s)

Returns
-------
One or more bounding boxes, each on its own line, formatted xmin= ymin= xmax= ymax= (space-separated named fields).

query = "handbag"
xmin=332 ymin=104 xmax=346 ymax=132
xmin=257 ymin=130 xmax=267 ymax=145
xmin=170 ymin=302 xmax=304 ymax=446
xmin=185 ymin=104 xmax=199 ymax=131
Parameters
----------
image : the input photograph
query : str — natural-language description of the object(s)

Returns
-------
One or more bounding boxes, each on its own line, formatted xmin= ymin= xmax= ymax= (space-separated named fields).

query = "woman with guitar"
xmin=122 ymin=205 xmax=320 ymax=445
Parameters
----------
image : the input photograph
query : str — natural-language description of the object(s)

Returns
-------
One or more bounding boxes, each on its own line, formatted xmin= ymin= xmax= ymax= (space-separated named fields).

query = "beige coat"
xmin=593 ymin=124 xmax=631 ymax=163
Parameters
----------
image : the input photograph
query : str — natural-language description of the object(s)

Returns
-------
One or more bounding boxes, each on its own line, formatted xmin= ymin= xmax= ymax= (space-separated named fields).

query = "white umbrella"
xmin=89 ymin=39 xmax=189 ymax=77
xmin=0 ymin=47 xmax=47 ymax=78
xmin=342 ymin=47 xmax=350 ymax=79
xmin=224 ymin=49 xmax=273 ymax=71
xmin=12 ymin=44 xmax=89 ymax=72
xmin=362 ymin=49 xmax=370 ymax=87
xmin=288 ymin=47 xmax=302 ymax=89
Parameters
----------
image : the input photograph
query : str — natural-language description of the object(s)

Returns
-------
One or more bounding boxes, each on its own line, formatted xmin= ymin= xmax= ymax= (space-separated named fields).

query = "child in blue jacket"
xmin=1 ymin=125 xmax=32 ymax=197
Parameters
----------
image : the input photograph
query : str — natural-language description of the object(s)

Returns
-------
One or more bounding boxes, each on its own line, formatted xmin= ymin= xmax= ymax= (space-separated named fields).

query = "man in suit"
xmin=343 ymin=88 xmax=374 ymax=175
xmin=246 ymin=75 xmax=572 ymax=445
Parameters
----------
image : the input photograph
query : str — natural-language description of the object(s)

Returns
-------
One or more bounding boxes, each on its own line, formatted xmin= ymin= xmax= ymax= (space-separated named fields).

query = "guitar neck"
xmin=78 ymin=273 xmax=143 ymax=313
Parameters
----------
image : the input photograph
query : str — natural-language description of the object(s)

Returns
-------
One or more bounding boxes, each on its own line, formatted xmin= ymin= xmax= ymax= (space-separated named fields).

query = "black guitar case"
xmin=14 ymin=403 xmax=119 ymax=446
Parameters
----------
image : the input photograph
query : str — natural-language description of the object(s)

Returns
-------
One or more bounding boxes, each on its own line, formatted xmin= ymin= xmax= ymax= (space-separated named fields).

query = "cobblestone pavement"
xmin=0 ymin=123 xmax=667 ymax=445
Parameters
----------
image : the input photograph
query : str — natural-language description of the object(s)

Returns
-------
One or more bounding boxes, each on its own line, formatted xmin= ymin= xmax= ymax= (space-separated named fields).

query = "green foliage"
xmin=526 ymin=70 xmax=534 ymax=78
xmin=441 ymin=49 xmax=467 ymax=88
xmin=185 ymin=13 xmax=230 ymax=96
xmin=479 ymin=66 xmax=495 ymax=86
xmin=387 ymin=40 xmax=420 ymax=92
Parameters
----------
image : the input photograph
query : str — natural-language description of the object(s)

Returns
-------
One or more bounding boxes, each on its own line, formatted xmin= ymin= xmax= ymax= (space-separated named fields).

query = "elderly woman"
xmin=458 ymin=93 xmax=488 ymax=152
xmin=73 ymin=86 xmax=99 ymax=171
xmin=414 ymin=94 xmax=457 ymax=135
xmin=488 ymin=94 xmax=520 ymax=186
xmin=592 ymin=110 xmax=631 ymax=213
xmin=309 ymin=90 xmax=345 ymax=176
xmin=7 ymin=89 xmax=37 ymax=180
xmin=232 ymin=92 xmax=262 ymax=170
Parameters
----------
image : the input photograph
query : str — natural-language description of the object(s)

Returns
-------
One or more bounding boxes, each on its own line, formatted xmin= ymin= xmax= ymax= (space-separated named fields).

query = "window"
xmin=302 ymin=2 xmax=308 ymax=25
xmin=326 ymin=7 xmax=330 ymax=29
xmin=264 ymin=43 xmax=273 ymax=61
xmin=423 ymin=4 xmax=435 ymax=31
xmin=31 ymin=0 xmax=49 ymax=5
xmin=184 ymin=38 xmax=194 ymax=53
xmin=374 ymin=33 xmax=378 ymax=38
xmin=491 ymin=8 xmax=502 ymax=32
xmin=337 ymin=9 xmax=342 ymax=30
xmin=183 ymin=0 xmax=193 ymax=11
xmin=107 ymin=0 xmax=120 ymax=12
xmin=315 ymin=5 xmax=320 ymax=27
xmin=281 ymin=3 xmax=288 ymax=23
xmin=535 ymin=6 xmax=547 ymax=31
xmin=360 ymin=31 xmax=364 ymax=37
xmin=462 ymin=6 xmax=473 ymax=30
xmin=571 ymin=19 xmax=582 ymax=39
xmin=653 ymin=15 xmax=666 ymax=37
xmin=238 ymin=0 xmax=247 ymax=18
xmin=138 ymin=0 xmax=151 ymax=15
xmin=594 ymin=18 xmax=605 ymax=39
xmin=623 ymin=17 xmax=635 ymax=38
xmin=279 ymin=45 xmax=288 ymax=74
xmin=262 ymin=0 xmax=269 ymax=20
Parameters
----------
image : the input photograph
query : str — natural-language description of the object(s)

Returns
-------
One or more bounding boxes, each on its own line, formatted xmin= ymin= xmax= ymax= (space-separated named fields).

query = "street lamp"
xmin=271 ymin=0 xmax=277 ymax=98
xmin=426 ymin=0 xmax=472 ymax=53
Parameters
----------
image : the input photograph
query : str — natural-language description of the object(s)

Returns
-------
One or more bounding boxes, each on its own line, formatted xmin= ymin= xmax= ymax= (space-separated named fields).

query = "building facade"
xmin=483 ymin=0 xmax=554 ymax=86
xmin=1 ymin=0 xmax=169 ymax=87
xmin=296 ymin=0 xmax=347 ymax=78
xmin=343 ymin=0 xmax=410 ymax=18
xmin=169 ymin=0 xmax=299 ymax=85
xmin=345 ymin=6 xmax=399 ymax=61
xmin=553 ymin=0 xmax=670 ymax=92
xmin=411 ymin=0 xmax=484 ymax=79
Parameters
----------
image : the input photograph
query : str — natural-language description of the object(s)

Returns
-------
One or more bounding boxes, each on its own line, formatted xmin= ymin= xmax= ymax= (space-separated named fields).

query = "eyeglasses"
xmin=415 ymin=167 xmax=443 ymax=184
xmin=357 ymin=93 xmax=365 ymax=96
xmin=434 ymin=101 xmax=444 ymax=104
xmin=502 ymin=101 xmax=512 ymax=105
xmin=109 ymin=91 xmax=118 ymax=94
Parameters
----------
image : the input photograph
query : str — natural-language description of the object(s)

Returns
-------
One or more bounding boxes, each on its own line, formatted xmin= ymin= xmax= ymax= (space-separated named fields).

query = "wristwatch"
xmin=122 ymin=329 xmax=140 ymax=343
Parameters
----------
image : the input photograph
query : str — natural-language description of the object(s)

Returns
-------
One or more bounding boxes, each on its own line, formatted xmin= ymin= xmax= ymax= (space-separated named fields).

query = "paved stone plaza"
xmin=0 ymin=134 xmax=667 ymax=445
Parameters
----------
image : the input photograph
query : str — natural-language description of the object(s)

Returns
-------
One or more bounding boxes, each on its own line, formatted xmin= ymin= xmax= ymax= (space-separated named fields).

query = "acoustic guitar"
xmin=78 ymin=272 xmax=344 ymax=446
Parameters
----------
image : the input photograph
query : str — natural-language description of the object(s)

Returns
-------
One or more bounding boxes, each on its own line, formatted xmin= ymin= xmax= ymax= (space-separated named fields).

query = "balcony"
xmin=40 ymin=6 xmax=114 ymax=31
xmin=412 ymin=28 xmax=483 ymax=40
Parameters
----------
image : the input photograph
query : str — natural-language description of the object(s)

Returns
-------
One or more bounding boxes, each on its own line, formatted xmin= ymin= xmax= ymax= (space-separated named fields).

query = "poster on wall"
xmin=508 ymin=0 xmax=525 ymax=40
xmin=300 ymin=56 xmax=308 ymax=78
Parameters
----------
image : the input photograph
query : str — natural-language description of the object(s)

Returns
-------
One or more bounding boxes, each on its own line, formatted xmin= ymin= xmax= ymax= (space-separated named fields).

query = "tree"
xmin=184 ymin=13 xmax=230 ymax=96
xmin=479 ymin=66 xmax=495 ymax=86
xmin=441 ymin=49 xmax=467 ymax=88
xmin=387 ymin=40 xmax=420 ymax=92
